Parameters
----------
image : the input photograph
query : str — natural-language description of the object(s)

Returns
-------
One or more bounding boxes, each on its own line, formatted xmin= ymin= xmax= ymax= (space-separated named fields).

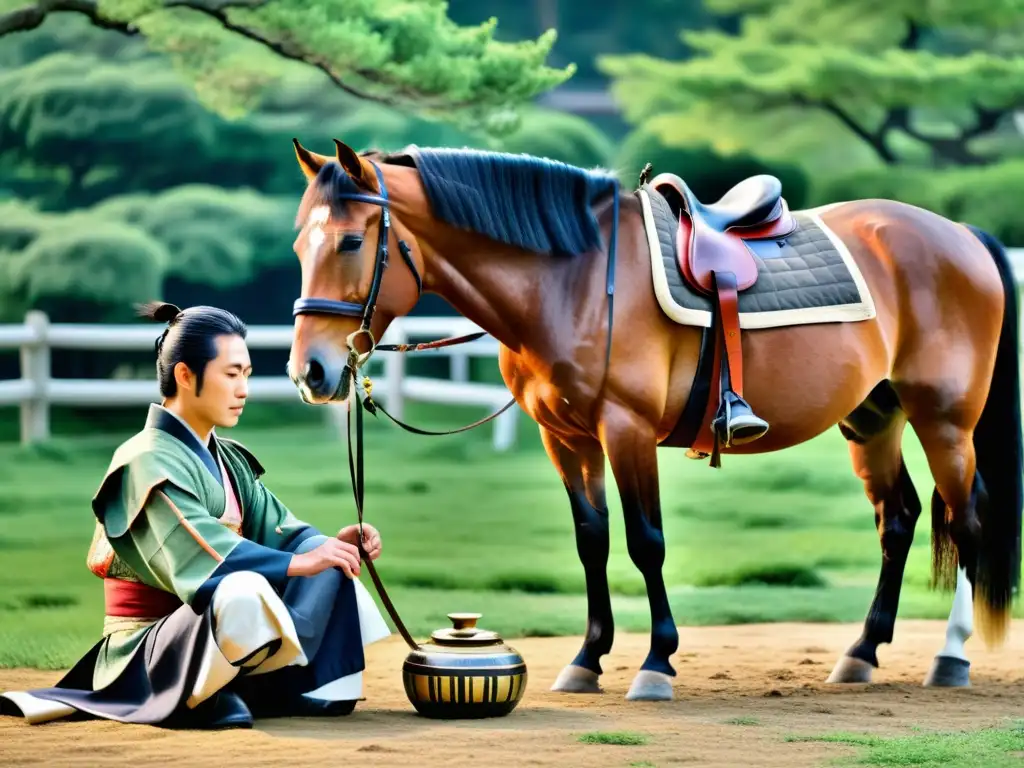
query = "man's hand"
xmin=337 ymin=523 xmax=382 ymax=562
xmin=287 ymin=538 xmax=362 ymax=578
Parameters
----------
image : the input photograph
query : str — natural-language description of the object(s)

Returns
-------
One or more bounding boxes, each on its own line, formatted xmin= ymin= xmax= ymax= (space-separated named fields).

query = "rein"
xmin=293 ymin=158 xmax=620 ymax=652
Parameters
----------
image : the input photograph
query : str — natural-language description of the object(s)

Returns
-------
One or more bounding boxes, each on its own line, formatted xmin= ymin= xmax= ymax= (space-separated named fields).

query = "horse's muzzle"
xmin=297 ymin=351 xmax=349 ymax=403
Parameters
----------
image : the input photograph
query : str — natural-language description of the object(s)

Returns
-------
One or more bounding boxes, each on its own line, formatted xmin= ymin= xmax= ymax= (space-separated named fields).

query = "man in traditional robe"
xmin=0 ymin=302 xmax=391 ymax=729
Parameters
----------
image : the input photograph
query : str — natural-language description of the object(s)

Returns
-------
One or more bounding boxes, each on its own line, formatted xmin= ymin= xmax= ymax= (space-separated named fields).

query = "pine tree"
xmin=0 ymin=0 xmax=574 ymax=130
xmin=598 ymin=0 xmax=1024 ymax=171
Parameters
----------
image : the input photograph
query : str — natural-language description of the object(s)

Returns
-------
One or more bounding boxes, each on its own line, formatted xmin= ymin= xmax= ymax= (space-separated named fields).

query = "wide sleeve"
xmin=242 ymin=478 xmax=324 ymax=552
xmin=108 ymin=482 xmax=294 ymax=614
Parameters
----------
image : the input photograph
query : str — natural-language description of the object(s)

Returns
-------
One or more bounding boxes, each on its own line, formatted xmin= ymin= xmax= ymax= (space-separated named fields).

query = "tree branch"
xmin=879 ymin=101 xmax=1012 ymax=167
xmin=870 ymin=19 xmax=1011 ymax=167
xmin=0 ymin=0 xmax=482 ymax=110
xmin=0 ymin=0 xmax=136 ymax=35
xmin=869 ymin=18 xmax=921 ymax=159
xmin=963 ymin=103 xmax=1009 ymax=140
xmin=177 ymin=1 xmax=405 ymax=106
xmin=792 ymin=95 xmax=897 ymax=164
xmin=899 ymin=18 xmax=920 ymax=52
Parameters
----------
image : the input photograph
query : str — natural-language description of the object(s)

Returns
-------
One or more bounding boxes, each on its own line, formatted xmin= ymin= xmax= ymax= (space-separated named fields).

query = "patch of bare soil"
xmin=3 ymin=620 xmax=1024 ymax=768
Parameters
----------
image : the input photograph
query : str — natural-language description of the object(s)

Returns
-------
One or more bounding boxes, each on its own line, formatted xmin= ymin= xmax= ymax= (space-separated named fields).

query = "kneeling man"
xmin=0 ymin=302 xmax=390 ymax=729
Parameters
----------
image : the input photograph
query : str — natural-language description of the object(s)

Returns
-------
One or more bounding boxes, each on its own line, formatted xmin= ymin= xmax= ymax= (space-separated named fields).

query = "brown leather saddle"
xmin=650 ymin=171 xmax=798 ymax=466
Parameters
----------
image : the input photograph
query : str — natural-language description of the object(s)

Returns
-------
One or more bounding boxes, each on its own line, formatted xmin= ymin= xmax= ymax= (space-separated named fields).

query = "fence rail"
xmin=0 ymin=312 xmax=520 ymax=451
xmin=4 ymin=246 xmax=1024 ymax=449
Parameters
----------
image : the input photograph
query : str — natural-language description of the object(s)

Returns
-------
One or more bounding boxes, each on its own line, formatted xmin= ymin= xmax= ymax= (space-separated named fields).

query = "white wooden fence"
xmin=0 ymin=312 xmax=521 ymax=451
xmin=4 ymin=246 xmax=1024 ymax=450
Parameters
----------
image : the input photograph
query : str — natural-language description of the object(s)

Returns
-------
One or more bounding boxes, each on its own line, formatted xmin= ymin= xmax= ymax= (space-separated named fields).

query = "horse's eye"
xmin=338 ymin=234 xmax=364 ymax=253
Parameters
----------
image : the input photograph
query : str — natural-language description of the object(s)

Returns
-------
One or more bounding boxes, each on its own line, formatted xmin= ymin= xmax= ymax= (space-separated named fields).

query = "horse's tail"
xmin=949 ymin=223 xmax=1023 ymax=644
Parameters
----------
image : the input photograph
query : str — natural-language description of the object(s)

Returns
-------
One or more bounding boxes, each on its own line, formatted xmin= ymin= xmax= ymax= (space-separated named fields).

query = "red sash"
xmin=104 ymin=578 xmax=184 ymax=618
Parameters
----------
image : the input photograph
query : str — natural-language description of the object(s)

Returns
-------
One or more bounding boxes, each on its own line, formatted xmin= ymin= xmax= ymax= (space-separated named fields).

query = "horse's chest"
xmin=500 ymin=350 xmax=596 ymax=433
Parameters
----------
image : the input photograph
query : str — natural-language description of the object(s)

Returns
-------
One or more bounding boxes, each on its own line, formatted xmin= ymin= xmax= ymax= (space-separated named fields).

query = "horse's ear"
xmin=292 ymin=138 xmax=330 ymax=180
xmin=333 ymin=139 xmax=374 ymax=189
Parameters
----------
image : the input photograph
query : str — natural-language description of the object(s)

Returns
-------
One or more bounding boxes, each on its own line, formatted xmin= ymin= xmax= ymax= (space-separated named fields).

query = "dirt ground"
xmin=3 ymin=620 xmax=1024 ymax=768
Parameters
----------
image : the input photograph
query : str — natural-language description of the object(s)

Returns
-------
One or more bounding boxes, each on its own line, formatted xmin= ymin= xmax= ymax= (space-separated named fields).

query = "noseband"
xmin=292 ymin=161 xmax=422 ymax=381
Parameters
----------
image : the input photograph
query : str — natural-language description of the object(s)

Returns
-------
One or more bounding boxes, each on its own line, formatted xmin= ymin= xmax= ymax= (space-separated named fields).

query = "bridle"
xmin=292 ymin=160 xmax=423 ymax=397
xmin=289 ymin=157 xmax=513 ymax=652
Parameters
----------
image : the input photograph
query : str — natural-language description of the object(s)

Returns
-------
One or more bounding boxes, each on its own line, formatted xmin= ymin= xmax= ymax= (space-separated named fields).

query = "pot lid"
xmin=430 ymin=613 xmax=503 ymax=646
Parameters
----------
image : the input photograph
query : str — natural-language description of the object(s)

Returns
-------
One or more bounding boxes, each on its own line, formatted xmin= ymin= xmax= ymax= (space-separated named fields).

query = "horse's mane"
xmin=379 ymin=146 xmax=620 ymax=257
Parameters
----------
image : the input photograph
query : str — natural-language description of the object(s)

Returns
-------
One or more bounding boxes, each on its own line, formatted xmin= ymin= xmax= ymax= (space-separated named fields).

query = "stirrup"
xmin=711 ymin=390 xmax=769 ymax=447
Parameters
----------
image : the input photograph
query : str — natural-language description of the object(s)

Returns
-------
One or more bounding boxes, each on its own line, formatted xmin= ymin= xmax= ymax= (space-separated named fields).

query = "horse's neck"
xmin=422 ymin=232 xmax=559 ymax=353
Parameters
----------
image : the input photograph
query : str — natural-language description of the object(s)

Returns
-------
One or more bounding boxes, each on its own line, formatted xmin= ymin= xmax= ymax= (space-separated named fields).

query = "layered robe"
xmin=0 ymin=404 xmax=390 ymax=727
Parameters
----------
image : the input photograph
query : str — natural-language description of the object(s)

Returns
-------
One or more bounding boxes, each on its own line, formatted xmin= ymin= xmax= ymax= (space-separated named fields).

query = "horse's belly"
xmin=713 ymin=320 xmax=890 ymax=454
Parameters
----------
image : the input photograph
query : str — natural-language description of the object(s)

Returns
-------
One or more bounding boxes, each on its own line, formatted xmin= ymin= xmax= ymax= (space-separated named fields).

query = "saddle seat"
xmin=646 ymin=171 xmax=799 ymax=466
xmin=675 ymin=173 xmax=784 ymax=232
xmin=650 ymin=172 xmax=797 ymax=294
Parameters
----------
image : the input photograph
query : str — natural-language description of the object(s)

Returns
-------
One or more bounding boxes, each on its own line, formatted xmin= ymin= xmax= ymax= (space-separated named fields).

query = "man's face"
xmin=179 ymin=334 xmax=252 ymax=429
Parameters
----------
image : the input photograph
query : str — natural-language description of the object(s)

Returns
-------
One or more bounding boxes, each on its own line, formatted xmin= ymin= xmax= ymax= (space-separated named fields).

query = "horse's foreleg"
xmin=539 ymin=428 xmax=613 ymax=694
xmin=600 ymin=404 xmax=678 ymax=702
xmin=828 ymin=398 xmax=921 ymax=684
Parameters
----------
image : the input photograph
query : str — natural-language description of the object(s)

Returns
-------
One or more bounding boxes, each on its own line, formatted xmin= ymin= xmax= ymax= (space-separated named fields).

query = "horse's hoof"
xmin=625 ymin=670 xmax=673 ymax=701
xmin=923 ymin=655 xmax=971 ymax=688
xmin=826 ymin=655 xmax=875 ymax=684
xmin=550 ymin=665 xmax=602 ymax=693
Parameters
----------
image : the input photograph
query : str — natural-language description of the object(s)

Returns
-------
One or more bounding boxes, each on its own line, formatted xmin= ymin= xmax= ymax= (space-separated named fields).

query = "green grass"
xmin=577 ymin=731 xmax=650 ymax=746
xmin=725 ymin=716 xmax=761 ymax=726
xmin=0 ymin=398 xmax=1007 ymax=669
xmin=786 ymin=721 xmax=1024 ymax=767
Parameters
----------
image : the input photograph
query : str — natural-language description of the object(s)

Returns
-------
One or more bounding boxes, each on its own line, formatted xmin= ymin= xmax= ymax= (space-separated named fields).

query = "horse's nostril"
xmin=304 ymin=359 xmax=326 ymax=390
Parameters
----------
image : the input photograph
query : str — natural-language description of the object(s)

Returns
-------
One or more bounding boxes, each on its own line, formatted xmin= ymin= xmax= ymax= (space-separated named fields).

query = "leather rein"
xmin=291 ymin=159 xmax=620 ymax=651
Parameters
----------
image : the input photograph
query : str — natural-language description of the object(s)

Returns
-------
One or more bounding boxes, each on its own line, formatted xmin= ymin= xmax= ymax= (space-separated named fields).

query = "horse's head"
xmin=288 ymin=138 xmax=423 ymax=404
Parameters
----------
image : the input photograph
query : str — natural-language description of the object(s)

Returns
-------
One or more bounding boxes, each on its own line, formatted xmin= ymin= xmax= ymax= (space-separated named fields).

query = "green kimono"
xmin=1 ymin=403 xmax=375 ymax=727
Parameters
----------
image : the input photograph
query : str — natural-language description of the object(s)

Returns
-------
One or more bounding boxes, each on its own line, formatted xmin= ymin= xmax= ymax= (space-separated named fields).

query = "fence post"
xmin=492 ymin=402 xmax=519 ymax=452
xmin=327 ymin=400 xmax=349 ymax=439
xmin=450 ymin=353 xmax=469 ymax=383
xmin=382 ymin=324 xmax=406 ymax=422
xmin=20 ymin=310 xmax=50 ymax=445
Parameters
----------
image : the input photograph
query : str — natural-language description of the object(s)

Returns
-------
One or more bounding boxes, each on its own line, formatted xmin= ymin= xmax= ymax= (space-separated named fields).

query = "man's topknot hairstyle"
xmin=136 ymin=301 xmax=248 ymax=397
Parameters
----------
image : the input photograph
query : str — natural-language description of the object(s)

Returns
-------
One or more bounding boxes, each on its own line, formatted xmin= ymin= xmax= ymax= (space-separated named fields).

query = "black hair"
xmin=136 ymin=301 xmax=248 ymax=398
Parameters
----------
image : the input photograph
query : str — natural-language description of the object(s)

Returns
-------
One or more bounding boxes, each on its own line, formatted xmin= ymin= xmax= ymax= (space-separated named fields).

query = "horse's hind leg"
xmin=902 ymin=373 xmax=1016 ymax=650
xmin=539 ymin=427 xmax=614 ymax=694
xmin=827 ymin=383 xmax=922 ymax=684
xmin=924 ymin=562 xmax=973 ymax=687
xmin=906 ymin=409 xmax=994 ymax=637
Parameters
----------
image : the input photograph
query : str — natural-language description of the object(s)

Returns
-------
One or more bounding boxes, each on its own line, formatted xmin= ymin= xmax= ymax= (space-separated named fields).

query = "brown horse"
xmin=285 ymin=138 xmax=1022 ymax=701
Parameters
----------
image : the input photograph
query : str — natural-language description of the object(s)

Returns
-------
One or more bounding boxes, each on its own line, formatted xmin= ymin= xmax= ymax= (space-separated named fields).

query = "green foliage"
xmin=0 ymin=52 xmax=227 ymax=209
xmin=598 ymin=0 xmax=1024 ymax=170
xmin=819 ymin=160 xmax=1024 ymax=245
xmin=0 ymin=211 xmax=167 ymax=320
xmin=0 ymin=185 xmax=301 ymax=320
xmin=92 ymin=185 xmax=296 ymax=276
xmin=0 ymin=26 xmax=491 ymax=210
xmin=616 ymin=123 xmax=809 ymax=206
xmin=491 ymin=107 xmax=616 ymax=168
xmin=0 ymin=12 xmax=146 ymax=69
xmin=446 ymin=0 xmax=713 ymax=85
xmin=28 ymin=0 xmax=576 ymax=131
xmin=0 ymin=15 xmax=623 ymax=315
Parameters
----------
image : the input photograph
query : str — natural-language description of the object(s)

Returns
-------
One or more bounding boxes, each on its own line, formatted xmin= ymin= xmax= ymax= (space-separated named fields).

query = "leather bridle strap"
xmin=291 ymin=162 xmax=398 ymax=328
xmin=347 ymin=390 xmax=421 ymax=651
